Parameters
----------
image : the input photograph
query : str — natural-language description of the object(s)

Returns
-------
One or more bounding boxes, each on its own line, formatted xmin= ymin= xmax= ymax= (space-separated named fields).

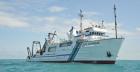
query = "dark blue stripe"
xmin=34 ymin=54 xmax=71 ymax=58
xmin=68 ymin=41 xmax=82 ymax=61
xmin=75 ymin=35 xmax=81 ymax=37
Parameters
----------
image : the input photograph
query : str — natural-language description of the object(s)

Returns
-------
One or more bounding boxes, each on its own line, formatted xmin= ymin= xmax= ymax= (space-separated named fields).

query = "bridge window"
xmin=97 ymin=32 xmax=99 ymax=35
xmin=85 ymin=31 xmax=105 ymax=36
xmin=101 ymin=33 xmax=103 ymax=35
xmin=99 ymin=33 xmax=101 ymax=36
xmin=100 ymin=33 xmax=105 ymax=36
xmin=92 ymin=32 xmax=104 ymax=36
xmin=92 ymin=32 xmax=94 ymax=35
xmin=86 ymin=30 xmax=89 ymax=32
xmin=95 ymin=32 xmax=97 ymax=35
xmin=90 ymin=32 xmax=92 ymax=35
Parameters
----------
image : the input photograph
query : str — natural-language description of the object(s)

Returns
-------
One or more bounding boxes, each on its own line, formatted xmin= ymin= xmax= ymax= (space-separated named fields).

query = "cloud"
xmin=45 ymin=16 xmax=57 ymax=22
xmin=102 ymin=22 xmax=132 ymax=37
xmin=0 ymin=2 xmax=16 ymax=11
xmin=48 ymin=6 xmax=66 ymax=13
xmin=0 ymin=12 xmax=29 ymax=28
xmin=27 ymin=15 xmax=131 ymax=40
xmin=136 ymin=27 xmax=140 ymax=31
xmin=84 ymin=11 xmax=99 ymax=17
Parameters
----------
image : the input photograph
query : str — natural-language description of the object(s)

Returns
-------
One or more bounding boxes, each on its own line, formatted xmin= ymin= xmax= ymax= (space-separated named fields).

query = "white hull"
xmin=27 ymin=38 xmax=124 ymax=64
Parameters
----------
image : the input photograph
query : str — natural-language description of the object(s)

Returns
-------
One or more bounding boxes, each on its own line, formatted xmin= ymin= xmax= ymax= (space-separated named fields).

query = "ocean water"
xmin=0 ymin=60 xmax=140 ymax=72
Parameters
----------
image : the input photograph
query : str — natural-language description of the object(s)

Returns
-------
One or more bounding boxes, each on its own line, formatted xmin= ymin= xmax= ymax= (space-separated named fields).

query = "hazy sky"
xmin=0 ymin=0 xmax=140 ymax=59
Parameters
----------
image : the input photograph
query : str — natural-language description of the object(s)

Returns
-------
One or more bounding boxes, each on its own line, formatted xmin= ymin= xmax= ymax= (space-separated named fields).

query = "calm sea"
xmin=0 ymin=59 xmax=140 ymax=72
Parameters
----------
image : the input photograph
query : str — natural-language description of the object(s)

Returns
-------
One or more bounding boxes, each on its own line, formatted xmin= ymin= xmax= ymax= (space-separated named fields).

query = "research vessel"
xmin=26 ymin=5 xmax=124 ymax=64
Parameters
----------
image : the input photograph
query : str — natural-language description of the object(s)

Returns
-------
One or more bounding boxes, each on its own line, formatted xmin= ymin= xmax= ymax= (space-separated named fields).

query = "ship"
xmin=26 ymin=5 xmax=124 ymax=64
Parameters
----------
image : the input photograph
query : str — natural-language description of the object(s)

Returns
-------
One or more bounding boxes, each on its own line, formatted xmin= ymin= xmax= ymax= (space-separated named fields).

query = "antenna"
xmin=114 ymin=4 xmax=118 ymax=39
xmin=79 ymin=9 xmax=84 ymax=32
xmin=101 ymin=20 xmax=104 ymax=28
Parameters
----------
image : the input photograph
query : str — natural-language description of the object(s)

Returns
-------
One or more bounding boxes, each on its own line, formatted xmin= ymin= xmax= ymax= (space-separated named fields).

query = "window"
xmin=86 ymin=30 xmax=89 ymax=32
xmin=82 ymin=41 xmax=100 ymax=47
xmin=59 ymin=41 xmax=72 ymax=47
xmin=96 ymin=32 xmax=98 ymax=35
xmin=48 ymin=46 xmax=56 ymax=52
xmin=94 ymin=32 xmax=96 ymax=35
xmin=87 ymin=41 xmax=100 ymax=45
xmin=92 ymin=32 xmax=94 ymax=35
xmin=76 ymin=31 xmax=78 ymax=34
xmin=99 ymin=33 xmax=101 ymax=36
xmin=90 ymin=32 xmax=92 ymax=35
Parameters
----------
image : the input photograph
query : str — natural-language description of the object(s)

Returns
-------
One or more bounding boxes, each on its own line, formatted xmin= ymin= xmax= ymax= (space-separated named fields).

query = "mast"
xmin=48 ymin=31 xmax=56 ymax=43
xmin=101 ymin=20 xmax=104 ymax=28
xmin=79 ymin=9 xmax=84 ymax=32
xmin=114 ymin=4 xmax=118 ymax=39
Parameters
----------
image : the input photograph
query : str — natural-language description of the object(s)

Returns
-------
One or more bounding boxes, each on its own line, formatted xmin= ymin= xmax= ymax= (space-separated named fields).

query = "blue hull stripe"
xmin=34 ymin=54 xmax=71 ymax=58
xmin=68 ymin=41 xmax=82 ymax=61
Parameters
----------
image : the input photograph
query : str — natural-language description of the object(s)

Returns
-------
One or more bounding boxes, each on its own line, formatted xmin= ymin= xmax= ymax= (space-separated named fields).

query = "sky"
xmin=0 ymin=0 xmax=140 ymax=60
